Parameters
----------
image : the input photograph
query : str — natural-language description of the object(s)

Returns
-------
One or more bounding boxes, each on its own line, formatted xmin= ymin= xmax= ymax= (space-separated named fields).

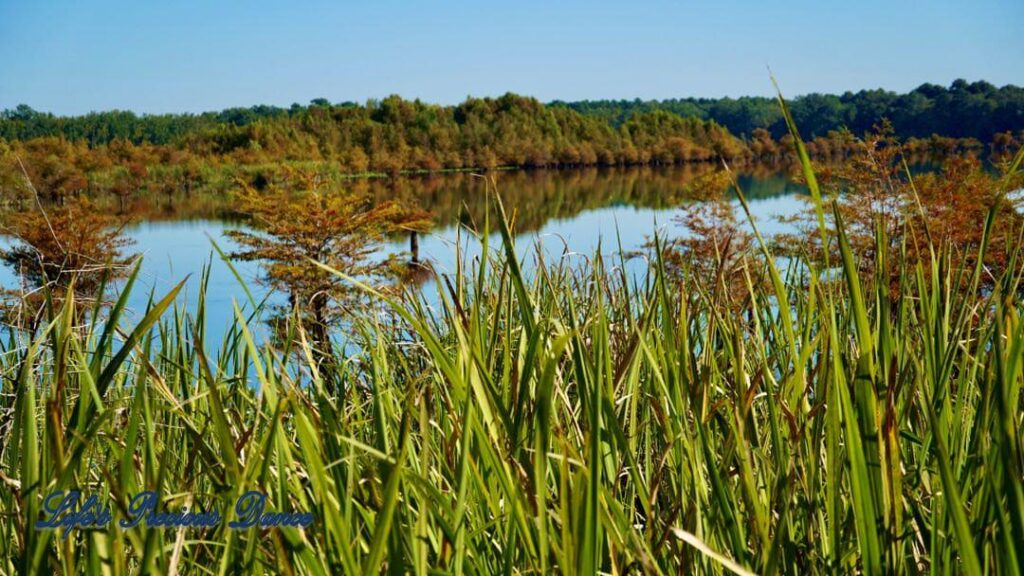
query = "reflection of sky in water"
xmin=0 ymin=220 xmax=269 ymax=351
xmin=395 ymin=192 xmax=807 ymax=282
xmin=0 ymin=176 xmax=808 ymax=349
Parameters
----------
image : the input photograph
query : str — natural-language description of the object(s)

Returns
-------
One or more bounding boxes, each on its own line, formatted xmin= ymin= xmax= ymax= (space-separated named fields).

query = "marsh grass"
xmin=1 ymin=106 xmax=1024 ymax=575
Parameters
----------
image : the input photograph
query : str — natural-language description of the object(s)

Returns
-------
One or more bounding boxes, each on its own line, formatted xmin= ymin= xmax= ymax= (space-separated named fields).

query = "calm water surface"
xmin=0 ymin=165 xmax=808 ymax=341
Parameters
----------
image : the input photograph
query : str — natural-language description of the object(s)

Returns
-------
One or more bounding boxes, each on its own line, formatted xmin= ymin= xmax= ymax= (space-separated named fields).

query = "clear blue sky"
xmin=1 ymin=0 xmax=1021 ymax=115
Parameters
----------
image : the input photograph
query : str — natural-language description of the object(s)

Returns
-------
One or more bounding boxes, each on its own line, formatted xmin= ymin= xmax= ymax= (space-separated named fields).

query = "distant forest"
xmin=2 ymin=79 xmax=1021 ymax=148
xmin=0 ymin=81 xmax=1021 ymax=198
xmin=554 ymin=79 xmax=1024 ymax=142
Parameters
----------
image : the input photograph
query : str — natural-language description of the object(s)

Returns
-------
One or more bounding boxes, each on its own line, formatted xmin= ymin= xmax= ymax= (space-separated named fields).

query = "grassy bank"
xmin=1 ymin=136 xmax=1024 ymax=575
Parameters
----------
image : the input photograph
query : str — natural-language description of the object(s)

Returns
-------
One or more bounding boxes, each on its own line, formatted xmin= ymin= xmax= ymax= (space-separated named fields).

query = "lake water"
xmin=0 ymin=165 xmax=808 ymax=341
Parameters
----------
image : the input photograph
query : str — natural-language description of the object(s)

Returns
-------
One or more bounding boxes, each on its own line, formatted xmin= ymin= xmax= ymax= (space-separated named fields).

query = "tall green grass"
xmin=1 ymin=119 xmax=1023 ymax=575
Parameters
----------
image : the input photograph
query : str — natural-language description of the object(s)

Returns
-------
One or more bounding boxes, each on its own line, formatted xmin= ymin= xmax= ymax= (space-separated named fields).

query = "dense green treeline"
xmin=184 ymin=94 xmax=748 ymax=170
xmin=555 ymin=79 xmax=1024 ymax=141
xmin=0 ymin=94 xmax=744 ymax=168
xmin=2 ymin=84 xmax=1021 ymax=197
xmin=0 ymin=94 xmax=755 ymax=200
xmin=3 ymin=80 xmax=1021 ymax=150
xmin=0 ymin=103 xmax=293 ymax=146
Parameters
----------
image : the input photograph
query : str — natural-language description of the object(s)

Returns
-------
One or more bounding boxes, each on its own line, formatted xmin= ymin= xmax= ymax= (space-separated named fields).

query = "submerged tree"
xmin=769 ymin=127 xmax=1024 ymax=294
xmin=227 ymin=169 xmax=431 ymax=360
xmin=0 ymin=195 xmax=135 ymax=325
xmin=653 ymin=169 xmax=755 ymax=306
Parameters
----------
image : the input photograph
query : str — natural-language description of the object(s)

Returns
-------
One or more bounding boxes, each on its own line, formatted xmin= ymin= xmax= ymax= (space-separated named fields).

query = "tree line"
xmin=4 ymin=80 xmax=1021 ymax=149
xmin=0 ymin=93 xmax=756 ymax=200
xmin=1 ymin=84 xmax=1022 ymax=208
xmin=1 ymin=94 xmax=747 ymax=166
xmin=554 ymin=79 xmax=1024 ymax=143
